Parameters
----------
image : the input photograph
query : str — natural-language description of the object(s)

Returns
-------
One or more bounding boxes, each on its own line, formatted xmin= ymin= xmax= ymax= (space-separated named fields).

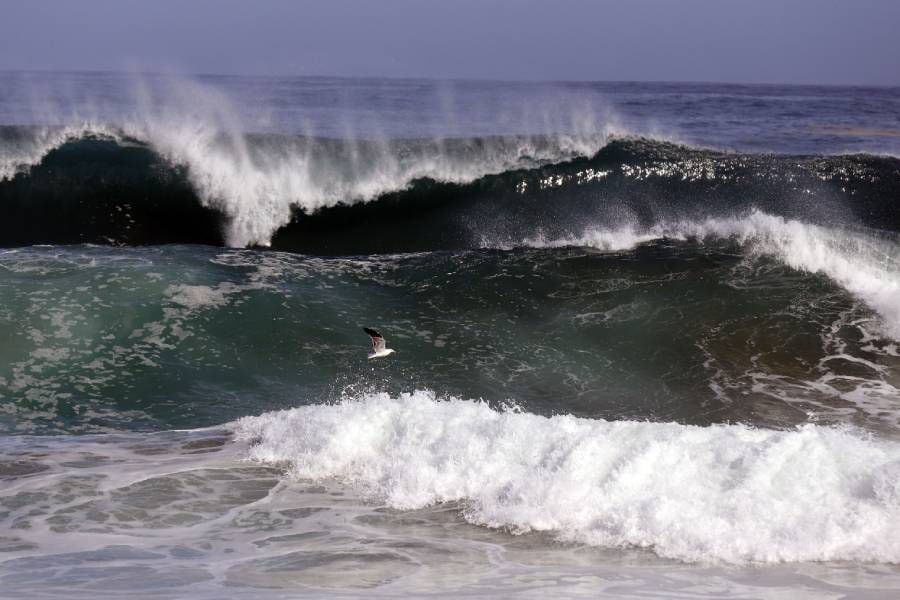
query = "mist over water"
xmin=2 ymin=72 xmax=900 ymax=598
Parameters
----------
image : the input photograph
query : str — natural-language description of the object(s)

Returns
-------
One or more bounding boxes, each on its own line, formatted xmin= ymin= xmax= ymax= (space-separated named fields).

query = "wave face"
xmin=5 ymin=122 xmax=900 ymax=344
xmin=3 ymin=240 xmax=899 ymax=437
xmin=235 ymin=391 xmax=900 ymax=564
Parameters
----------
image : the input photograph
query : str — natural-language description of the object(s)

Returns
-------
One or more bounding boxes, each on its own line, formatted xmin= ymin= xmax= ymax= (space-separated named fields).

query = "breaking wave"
xmin=525 ymin=211 xmax=900 ymax=339
xmin=234 ymin=391 xmax=900 ymax=564
xmin=2 ymin=122 xmax=899 ymax=251
xmin=0 ymin=119 xmax=615 ymax=248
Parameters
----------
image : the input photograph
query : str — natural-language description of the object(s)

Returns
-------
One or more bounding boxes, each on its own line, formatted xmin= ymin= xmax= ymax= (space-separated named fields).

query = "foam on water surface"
xmin=2 ymin=404 xmax=900 ymax=599
xmin=235 ymin=391 xmax=900 ymax=565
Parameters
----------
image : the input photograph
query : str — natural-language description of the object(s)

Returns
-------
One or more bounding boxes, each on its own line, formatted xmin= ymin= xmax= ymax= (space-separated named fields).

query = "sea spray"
xmin=2 ymin=74 xmax=622 ymax=246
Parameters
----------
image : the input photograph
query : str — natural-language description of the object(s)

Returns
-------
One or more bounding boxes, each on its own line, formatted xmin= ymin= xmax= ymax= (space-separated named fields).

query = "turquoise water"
xmin=3 ymin=242 xmax=898 ymax=436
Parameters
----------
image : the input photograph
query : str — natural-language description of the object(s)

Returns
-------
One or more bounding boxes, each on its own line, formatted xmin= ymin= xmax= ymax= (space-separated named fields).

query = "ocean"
xmin=1 ymin=71 xmax=899 ymax=598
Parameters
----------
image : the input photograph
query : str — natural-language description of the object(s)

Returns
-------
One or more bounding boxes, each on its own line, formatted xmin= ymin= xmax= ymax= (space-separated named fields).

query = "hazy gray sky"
xmin=2 ymin=0 xmax=899 ymax=85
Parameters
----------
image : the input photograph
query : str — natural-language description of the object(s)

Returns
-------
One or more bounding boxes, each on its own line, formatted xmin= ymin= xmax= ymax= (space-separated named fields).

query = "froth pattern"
xmin=234 ymin=391 xmax=900 ymax=564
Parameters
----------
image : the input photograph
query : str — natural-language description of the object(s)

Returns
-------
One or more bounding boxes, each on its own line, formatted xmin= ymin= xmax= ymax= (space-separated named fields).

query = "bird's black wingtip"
xmin=363 ymin=327 xmax=382 ymax=338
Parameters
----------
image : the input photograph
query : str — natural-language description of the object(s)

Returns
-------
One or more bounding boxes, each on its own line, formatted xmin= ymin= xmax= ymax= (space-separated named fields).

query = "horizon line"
xmin=2 ymin=67 xmax=898 ymax=91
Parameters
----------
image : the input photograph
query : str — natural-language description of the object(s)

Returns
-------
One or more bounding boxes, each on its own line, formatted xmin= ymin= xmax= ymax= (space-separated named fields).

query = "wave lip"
xmin=0 ymin=123 xmax=117 ymax=182
xmin=234 ymin=391 xmax=900 ymax=565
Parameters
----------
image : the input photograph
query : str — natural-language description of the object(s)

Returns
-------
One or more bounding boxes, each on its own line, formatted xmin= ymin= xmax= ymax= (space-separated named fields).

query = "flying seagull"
xmin=363 ymin=327 xmax=395 ymax=359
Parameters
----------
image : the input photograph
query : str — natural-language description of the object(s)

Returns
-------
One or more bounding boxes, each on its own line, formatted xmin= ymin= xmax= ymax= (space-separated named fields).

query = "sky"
xmin=1 ymin=0 xmax=899 ymax=86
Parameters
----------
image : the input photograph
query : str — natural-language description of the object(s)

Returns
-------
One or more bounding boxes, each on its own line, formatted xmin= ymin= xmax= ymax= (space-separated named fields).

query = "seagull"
xmin=363 ymin=327 xmax=395 ymax=359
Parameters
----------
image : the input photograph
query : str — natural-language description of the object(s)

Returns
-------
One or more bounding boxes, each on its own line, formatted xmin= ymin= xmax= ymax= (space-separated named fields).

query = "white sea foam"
xmin=165 ymin=283 xmax=240 ymax=310
xmin=234 ymin=391 xmax=900 ymax=565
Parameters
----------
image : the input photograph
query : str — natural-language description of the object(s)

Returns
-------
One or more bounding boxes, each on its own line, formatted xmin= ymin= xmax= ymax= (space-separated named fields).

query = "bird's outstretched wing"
xmin=363 ymin=327 xmax=386 ymax=353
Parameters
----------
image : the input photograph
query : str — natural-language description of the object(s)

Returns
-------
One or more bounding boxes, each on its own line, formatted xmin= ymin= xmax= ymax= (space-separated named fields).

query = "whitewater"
xmin=235 ymin=391 xmax=900 ymax=565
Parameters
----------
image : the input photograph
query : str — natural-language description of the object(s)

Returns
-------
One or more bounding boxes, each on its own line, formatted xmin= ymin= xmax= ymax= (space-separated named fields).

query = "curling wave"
xmin=2 ymin=126 xmax=900 ymax=251
xmin=0 ymin=122 xmax=614 ymax=247
xmin=525 ymin=211 xmax=900 ymax=339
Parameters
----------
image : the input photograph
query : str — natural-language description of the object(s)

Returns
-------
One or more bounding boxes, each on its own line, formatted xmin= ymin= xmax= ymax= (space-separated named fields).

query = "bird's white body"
xmin=363 ymin=327 xmax=395 ymax=359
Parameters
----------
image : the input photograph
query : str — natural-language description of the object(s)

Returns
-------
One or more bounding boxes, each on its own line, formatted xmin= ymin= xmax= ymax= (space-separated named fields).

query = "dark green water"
xmin=2 ymin=239 xmax=898 ymax=436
